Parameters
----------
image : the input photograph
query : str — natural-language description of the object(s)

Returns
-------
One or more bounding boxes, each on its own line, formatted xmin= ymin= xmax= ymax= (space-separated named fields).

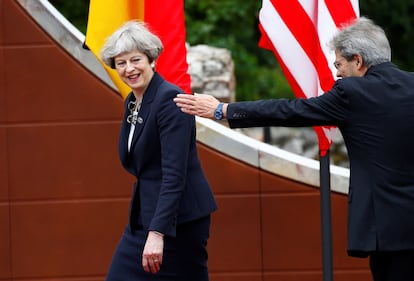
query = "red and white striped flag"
xmin=258 ymin=0 xmax=359 ymax=155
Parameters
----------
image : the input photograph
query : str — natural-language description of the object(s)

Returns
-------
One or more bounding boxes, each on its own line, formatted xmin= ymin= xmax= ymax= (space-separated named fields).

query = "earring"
xmin=151 ymin=62 xmax=155 ymax=68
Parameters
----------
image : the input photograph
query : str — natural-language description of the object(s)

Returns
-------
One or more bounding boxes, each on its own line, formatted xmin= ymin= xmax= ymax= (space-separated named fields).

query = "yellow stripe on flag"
xmin=85 ymin=0 xmax=145 ymax=98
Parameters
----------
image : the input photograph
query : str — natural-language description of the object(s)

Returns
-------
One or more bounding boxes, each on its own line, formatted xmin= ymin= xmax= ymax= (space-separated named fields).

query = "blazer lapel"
xmin=119 ymin=94 xmax=133 ymax=165
xmin=129 ymin=101 xmax=150 ymax=152
xmin=129 ymin=72 xmax=163 ymax=152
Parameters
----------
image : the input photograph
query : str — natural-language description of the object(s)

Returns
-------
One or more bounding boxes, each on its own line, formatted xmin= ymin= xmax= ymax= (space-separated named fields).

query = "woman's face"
xmin=114 ymin=50 xmax=154 ymax=95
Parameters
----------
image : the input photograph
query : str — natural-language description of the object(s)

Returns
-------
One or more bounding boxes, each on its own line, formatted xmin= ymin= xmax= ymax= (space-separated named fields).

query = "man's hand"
xmin=174 ymin=93 xmax=221 ymax=119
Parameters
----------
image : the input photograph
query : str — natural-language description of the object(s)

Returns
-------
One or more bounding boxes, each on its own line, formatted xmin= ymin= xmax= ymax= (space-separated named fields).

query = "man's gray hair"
xmin=330 ymin=16 xmax=391 ymax=68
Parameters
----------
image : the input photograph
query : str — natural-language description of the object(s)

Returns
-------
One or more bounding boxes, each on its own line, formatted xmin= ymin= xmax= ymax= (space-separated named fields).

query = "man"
xmin=174 ymin=17 xmax=414 ymax=281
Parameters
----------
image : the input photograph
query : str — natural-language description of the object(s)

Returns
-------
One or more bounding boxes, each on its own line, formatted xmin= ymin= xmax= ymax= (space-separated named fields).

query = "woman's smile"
xmin=114 ymin=50 xmax=154 ymax=95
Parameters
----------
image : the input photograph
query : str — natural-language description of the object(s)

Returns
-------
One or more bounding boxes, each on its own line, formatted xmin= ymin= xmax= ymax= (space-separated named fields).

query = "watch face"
xmin=214 ymin=110 xmax=223 ymax=120
xmin=214 ymin=103 xmax=224 ymax=120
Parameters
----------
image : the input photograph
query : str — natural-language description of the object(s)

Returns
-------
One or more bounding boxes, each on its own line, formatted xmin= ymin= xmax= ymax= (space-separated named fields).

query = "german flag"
xmin=85 ymin=0 xmax=191 ymax=98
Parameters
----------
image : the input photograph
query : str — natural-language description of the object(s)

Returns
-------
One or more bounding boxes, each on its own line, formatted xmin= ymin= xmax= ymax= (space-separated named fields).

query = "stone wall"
xmin=187 ymin=44 xmax=235 ymax=102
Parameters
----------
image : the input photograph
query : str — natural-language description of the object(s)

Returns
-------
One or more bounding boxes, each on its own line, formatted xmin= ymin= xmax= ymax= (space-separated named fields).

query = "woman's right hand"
xmin=142 ymin=231 xmax=164 ymax=274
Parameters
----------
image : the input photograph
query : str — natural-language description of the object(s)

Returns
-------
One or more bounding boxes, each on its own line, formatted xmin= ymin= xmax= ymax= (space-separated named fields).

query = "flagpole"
xmin=319 ymin=149 xmax=334 ymax=281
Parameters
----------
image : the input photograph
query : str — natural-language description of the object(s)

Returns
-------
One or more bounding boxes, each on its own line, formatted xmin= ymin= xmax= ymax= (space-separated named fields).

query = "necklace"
xmin=127 ymin=99 xmax=142 ymax=125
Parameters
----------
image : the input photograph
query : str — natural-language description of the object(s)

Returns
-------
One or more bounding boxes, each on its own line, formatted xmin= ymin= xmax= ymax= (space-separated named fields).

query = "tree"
xmin=49 ymin=0 xmax=89 ymax=34
xmin=359 ymin=0 xmax=414 ymax=70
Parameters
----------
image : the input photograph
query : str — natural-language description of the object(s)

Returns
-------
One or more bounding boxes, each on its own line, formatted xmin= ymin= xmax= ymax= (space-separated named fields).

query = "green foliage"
xmin=184 ymin=0 xmax=293 ymax=100
xmin=48 ymin=0 xmax=89 ymax=33
xmin=359 ymin=0 xmax=414 ymax=70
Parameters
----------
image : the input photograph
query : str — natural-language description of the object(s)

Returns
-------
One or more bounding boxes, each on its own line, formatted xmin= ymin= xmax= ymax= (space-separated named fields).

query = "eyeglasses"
xmin=333 ymin=58 xmax=348 ymax=69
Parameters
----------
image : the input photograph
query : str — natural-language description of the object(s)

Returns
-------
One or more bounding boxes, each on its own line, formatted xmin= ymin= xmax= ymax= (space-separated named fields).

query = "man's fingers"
xmin=174 ymin=95 xmax=195 ymax=106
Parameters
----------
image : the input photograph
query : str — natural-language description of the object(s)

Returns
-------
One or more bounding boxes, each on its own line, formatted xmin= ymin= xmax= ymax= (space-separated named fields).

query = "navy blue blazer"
xmin=227 ymin=62 xmax=414 ymax=256
xmin=119 ymin=73 xmax=217 ymax=237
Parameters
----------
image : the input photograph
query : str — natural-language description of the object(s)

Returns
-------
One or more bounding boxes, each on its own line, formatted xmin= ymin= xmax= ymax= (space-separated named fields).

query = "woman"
xmin=100 ymin=21 xmax=217 ymax=281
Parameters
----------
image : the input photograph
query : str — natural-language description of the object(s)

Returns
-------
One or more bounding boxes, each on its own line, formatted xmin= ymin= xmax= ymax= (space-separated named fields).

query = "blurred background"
xmin=49 ymin=0 xmax=414 ymax=102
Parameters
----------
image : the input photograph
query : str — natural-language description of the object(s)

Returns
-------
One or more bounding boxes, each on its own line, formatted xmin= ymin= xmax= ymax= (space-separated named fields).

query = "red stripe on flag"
xmin=324 ymin=0 xmax=357 ymax=27
xmin=144 ymin=0 xmax=191 ymax=93
xmin=269 ymin=0 xmax=335 ymax=92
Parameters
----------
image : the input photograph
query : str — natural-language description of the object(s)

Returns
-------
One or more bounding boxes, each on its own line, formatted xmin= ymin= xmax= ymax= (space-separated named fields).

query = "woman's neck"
xmin=133 ymin=92 xmax=143 ymax=104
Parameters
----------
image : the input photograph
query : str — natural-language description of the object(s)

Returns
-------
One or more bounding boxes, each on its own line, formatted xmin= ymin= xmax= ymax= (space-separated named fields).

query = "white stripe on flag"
xmin=259 ymin=0 xmax=320 ymax=98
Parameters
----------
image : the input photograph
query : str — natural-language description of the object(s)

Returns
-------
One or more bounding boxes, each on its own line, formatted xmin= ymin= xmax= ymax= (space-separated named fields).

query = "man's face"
xmin=333 ymin=49 xmax=365 ymax=78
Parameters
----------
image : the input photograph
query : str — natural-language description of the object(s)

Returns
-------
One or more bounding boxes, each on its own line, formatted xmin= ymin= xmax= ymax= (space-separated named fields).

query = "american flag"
xmin=258 ymin=0 xmax=359 ymax=154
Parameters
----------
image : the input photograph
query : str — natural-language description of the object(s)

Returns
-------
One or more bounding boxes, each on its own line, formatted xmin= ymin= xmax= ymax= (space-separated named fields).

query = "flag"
xmin=85 ymin=0 xmax=191 ymax=98
xmin=258 ymin=0 xmax=359 ymax=155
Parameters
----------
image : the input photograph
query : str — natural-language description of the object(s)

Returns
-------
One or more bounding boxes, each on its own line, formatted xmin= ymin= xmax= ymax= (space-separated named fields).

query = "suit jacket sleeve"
xmin=227 ymin=80 xmax=350 ymax=129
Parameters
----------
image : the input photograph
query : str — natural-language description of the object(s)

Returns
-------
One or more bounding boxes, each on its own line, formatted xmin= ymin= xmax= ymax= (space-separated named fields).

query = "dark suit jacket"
xmin=119 ymin=73 xmax=217 ymax=237
xmin=227 ymin=62 xmax=414 ymax=256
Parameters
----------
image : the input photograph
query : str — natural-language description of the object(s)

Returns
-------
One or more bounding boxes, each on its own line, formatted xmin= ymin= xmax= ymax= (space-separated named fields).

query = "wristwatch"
xmin=214 ymin=103 xmax=224 ymax=120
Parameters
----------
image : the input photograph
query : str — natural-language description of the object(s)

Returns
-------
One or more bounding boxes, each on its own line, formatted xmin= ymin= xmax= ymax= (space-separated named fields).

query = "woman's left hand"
xmin=142 ymin=231 xmax=164 ymax=274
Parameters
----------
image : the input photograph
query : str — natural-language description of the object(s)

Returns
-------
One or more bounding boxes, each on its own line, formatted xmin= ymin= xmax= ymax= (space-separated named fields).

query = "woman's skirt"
xmin=105 ymin=216 xmax=211 ymax=281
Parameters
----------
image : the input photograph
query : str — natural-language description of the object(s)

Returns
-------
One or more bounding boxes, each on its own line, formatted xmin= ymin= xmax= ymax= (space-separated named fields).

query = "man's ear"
xmin=354 ymin=54 xmax=363 ymax=68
